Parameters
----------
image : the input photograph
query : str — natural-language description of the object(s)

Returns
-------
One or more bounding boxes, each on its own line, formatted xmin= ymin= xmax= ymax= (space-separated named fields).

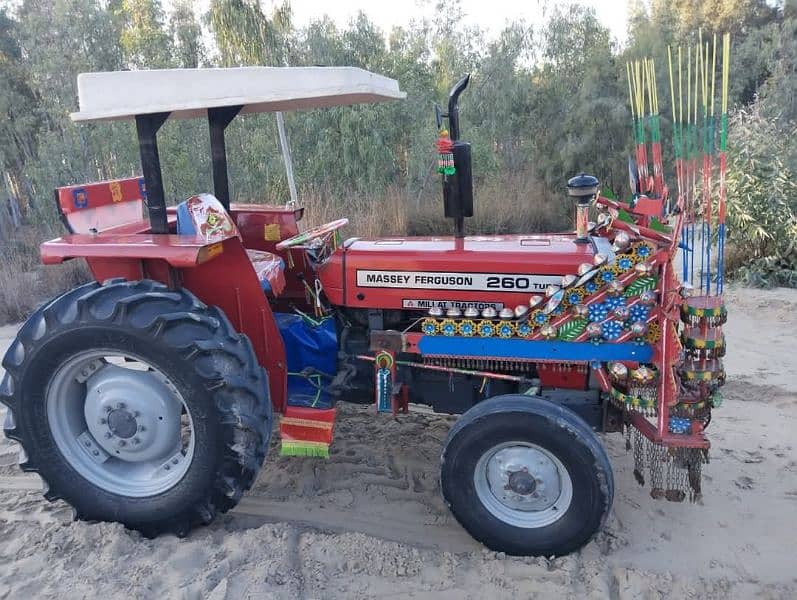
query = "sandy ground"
xmin=0 ymin=285 xmax=795 ymax=599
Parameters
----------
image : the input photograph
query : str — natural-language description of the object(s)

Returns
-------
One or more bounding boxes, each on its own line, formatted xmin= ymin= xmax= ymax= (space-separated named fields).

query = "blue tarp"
xmin=275 ymin=313 xmax=337 ymax=409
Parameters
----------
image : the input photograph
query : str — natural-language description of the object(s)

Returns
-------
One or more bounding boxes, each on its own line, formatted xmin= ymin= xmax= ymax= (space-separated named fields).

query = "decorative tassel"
xmin=436 ymin=129 xmax=455 ymax=175
xmin=279 ymin=406 xmax=336 ymax=458
xmin=377 ymin=367 xmax=393 ymax=412
xmin=375 ymin=350 xmax=395 ymax=413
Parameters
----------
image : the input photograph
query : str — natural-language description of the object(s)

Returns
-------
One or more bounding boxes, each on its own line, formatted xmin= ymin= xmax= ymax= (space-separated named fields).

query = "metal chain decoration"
xmin=630 ymin=428 xmax=708 ymax=502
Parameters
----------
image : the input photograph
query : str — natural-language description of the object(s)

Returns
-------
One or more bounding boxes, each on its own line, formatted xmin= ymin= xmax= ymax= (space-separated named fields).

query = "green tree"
xmin=109 ymin=0 xmax=173 ymax=69
xmin=531 ymin=5 xmax=628 ymax=192
xmin=208 ymin=0 xmax=292 ymax=66
xmin=725 ymin=106 xmax=797 ymax=286
xmin=12 ymin=0 xmax=132 ymax=226
xmin=170 ymin=0 xmax=205 ymax=68
xmin=0 ymin=8 xmax=39 ymax=213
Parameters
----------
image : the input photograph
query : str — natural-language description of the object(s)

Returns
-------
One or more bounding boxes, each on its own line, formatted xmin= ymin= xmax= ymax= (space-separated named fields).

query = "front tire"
xmin=441 ymin=394 xmax=613 ymax=556
xmin=0 ymin=279 xmax=272 ymax=536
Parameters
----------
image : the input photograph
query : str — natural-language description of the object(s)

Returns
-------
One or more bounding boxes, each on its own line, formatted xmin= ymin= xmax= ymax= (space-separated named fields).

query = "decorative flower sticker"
xmin=459 ymin=320 xmax=475 ymax=337
xmin=617 ymin=256 xmax=634 ymax=271
xmin=584 ymin=280 xmax=599 ymax=294
xmin=634 ymin=242 xmax=654 ymax=260
xmin=605 ymin=296 xmax=626 ymax=311
xmin=600 ymin=269 xmax=615 ymax=283
xmin=630 ymin=304 xmax=650 ymax=322
xmin=567 ymin=289 xmax=585 ymax=305
xmin=668 ymin=417 xmax=691 ymax=434
xmin=478 ymin=321 xmax=495 ymax=337
xmin=531 ymin=310 xmax=548 ymax=326
xmin=498 ymin=322 xmax=515 ymax=338
xmin=441 ymin=319 xmax=457 ymax=336
xmin=516 ymin=322 xmax=532 ymax=338
xmin=421 ymin=319 xmax=438 ymax=335
xmin=588 ymin=302 xmax=609 ymax=322
xmin=645 ymin=321 xmax=661 ymax=343
xmin=602 ymin=320 xmax=624 ymax=340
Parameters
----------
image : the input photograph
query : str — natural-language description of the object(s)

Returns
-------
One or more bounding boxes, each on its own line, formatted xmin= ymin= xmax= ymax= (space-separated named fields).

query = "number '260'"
xmin=486 ymin=276 xmax=531 ymax=289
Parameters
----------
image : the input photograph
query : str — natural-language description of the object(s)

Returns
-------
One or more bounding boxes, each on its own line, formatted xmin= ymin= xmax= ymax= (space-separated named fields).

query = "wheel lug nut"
xmin=104 ymin=432 xmax=113 ymax=439
xmin=104 ymin=406 xmax=112 ymax=413
xmin=164 ymin=464 xmax=170 ymax=471
xmin=118 ymin=440 xmax=126 ymax=447
xmin=116 ymin=402 xmax=126 ymax=410
xmin=92 ymin=450 xmax=99 ymax=456
xmin=171 ymin=458 xmax=179 ymax=465
xmin=132 ymin=438 xmax=141 ymax=445
xmin=138 ymin=426 xmax=146 ymax=432
xmin=83 ymin=439 xmax=91 ymax=447
xmin=133 ymin=411 xmax=140 ymax=418
xmin=99 ymin=418 xmax=107 ymax=425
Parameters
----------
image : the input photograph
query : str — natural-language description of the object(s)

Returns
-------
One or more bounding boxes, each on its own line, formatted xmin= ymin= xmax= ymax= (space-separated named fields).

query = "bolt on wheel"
xmin=46 ymin=350 xmax=195 ymax=498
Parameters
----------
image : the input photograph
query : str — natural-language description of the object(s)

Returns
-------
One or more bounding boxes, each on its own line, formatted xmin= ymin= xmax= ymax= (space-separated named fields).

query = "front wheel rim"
xmin=46 ymin=349 xmax=195 ymax=498
xmin=473 ymin=441 xmax=573 ymax=528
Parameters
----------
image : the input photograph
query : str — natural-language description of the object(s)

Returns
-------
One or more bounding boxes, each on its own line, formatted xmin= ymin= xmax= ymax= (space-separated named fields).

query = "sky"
xmin=178 ymin=0 xmax=631 ymax=45
xmin=285 ymin=0 xmax=629 ymax=42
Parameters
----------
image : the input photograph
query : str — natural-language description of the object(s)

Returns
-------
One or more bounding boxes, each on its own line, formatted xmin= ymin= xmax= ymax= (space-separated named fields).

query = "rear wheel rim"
xmin=46 ymin=349 xmax=195 ymax=498
xmin=473 ymin=441 xmax=573 ymax=528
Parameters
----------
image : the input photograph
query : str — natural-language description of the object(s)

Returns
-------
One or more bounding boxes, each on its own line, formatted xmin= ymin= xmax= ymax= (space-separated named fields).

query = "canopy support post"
xmin=275 ymin=112 xmax=298 ymax=206
xmin=208 ymin=105 xmax=243 ymax=210
xmin=136 ymin=112 xmax=170 ymax=234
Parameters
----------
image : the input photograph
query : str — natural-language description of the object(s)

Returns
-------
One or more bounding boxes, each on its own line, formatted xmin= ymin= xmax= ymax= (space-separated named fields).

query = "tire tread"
xmin=0 ymin=279 xmax=272 ymax=536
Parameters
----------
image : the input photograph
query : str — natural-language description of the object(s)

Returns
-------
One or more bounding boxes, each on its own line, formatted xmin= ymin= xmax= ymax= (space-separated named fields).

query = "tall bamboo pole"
xmin=717 ymin=33 xmax=730 ymax=294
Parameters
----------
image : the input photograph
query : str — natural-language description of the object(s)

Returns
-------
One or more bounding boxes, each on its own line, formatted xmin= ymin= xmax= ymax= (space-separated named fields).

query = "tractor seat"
xmin=176 ymin=193 xmax=286 ymax=295
xmin=245 ymin=249 xmax=285 ymax=295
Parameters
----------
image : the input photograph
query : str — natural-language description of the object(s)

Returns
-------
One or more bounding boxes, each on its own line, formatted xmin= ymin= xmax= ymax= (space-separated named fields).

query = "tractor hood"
xmin=319 ymin=234 xmax=607 ymax=313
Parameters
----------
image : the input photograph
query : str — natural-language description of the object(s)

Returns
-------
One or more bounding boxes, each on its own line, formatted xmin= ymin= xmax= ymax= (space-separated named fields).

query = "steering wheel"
xmin=275 ymin=218 xmax=349 ymax=251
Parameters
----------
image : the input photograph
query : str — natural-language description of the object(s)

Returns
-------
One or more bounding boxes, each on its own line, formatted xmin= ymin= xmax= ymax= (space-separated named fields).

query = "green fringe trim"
xmin=280 ymin=441 xmax=330 ymax=458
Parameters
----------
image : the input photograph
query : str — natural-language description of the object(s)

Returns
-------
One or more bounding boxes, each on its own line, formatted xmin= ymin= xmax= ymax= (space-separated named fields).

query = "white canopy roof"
xmin=71 ymin=66 xmax=406 ymax=122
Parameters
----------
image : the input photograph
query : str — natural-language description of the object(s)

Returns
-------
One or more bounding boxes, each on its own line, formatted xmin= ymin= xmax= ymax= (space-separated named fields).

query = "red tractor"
xmin=1 ymin=66 xmax=725 ymax=557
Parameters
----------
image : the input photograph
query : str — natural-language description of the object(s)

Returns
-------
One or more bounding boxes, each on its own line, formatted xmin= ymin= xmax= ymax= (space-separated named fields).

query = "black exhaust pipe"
xmin=437 ymin=74 xmax=474 ymax=238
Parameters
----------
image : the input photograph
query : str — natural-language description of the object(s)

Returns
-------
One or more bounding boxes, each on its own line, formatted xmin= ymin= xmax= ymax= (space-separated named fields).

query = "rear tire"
xmin=441 ymin=394 xmax=613 ymax=556
xmin=0 ymin=279 xmax=272 ymax=536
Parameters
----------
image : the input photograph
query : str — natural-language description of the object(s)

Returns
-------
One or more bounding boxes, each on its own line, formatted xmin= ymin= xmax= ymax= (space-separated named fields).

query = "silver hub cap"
xmin=84 ymin=365 xmax=182 ymax=463
xmin=474 ymin=442 xmax=573 ymax=528
xmin=47 ymin=351 xmax=194 ymax=497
